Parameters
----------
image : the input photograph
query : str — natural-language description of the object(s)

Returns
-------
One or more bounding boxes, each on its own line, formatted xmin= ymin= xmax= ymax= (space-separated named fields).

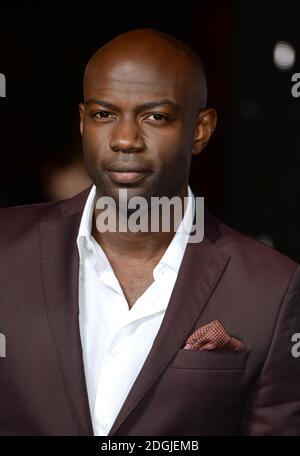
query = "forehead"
xmin=84 ymin=59 xmax=191 ymax=105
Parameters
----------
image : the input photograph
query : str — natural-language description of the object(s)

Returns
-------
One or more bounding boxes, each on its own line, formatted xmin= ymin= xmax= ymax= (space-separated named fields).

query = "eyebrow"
xmin=84 ymin=98 xmax=180 ymax=112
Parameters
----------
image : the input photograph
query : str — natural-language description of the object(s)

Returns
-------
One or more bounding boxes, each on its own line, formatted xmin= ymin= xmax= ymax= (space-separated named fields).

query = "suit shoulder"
xmin=0 ymin=199 xmax=59 ymax=225
xmin=213 ymin=217 xmax=297 ymax=277
xmin=0 ymin=186 xmax=90 ymax=226
xmin=0 ymin=186 xmax=90 ymax=243
xmin=0 ymin=201 xmax=62 ymax=246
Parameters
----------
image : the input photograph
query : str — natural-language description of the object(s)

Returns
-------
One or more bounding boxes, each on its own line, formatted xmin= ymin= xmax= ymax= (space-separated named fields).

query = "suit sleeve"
xmin=240 ymin=265 xmax=300 ymax=435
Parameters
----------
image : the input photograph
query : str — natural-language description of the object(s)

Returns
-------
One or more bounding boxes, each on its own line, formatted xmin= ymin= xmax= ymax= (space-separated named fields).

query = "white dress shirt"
xmin=77 ymin=185 xmax=194 ymax=436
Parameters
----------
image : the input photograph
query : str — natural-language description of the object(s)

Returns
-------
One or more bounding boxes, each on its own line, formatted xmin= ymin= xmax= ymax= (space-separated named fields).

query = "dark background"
xmin=0 ymin=1 xmax=300 ymax=261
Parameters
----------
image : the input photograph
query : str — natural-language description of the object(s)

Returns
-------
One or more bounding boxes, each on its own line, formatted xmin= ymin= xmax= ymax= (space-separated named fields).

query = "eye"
xmin=146 ymin=113 xmax=169 ymax=122
xmin=91 ymin=110 xmax=115 ymax=120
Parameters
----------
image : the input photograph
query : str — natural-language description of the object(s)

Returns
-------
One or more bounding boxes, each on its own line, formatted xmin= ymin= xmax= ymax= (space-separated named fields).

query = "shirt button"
xmin=110 ymin=350 xmax=119 ymax=359
xmin=99 ymin=421 xmax=108 ymax=430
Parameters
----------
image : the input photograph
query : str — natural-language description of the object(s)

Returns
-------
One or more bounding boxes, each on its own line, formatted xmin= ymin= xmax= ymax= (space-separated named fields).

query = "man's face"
xmin=80 ymin=58 xmax=201 ymax=204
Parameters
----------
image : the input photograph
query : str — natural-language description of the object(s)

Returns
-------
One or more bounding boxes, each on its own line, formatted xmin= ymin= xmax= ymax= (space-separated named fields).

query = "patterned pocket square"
xmin=183 ymin=320 xmax=246 ymax=352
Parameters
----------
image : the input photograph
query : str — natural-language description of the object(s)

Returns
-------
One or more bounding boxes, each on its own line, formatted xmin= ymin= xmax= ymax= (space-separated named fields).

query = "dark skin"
xmin=79 ymin=29 xmax=217 ymax=308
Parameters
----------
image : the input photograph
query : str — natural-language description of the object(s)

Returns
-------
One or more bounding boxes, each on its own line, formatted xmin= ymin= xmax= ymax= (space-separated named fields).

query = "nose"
xmin=109 ymin=118 xmax=145 ymax=153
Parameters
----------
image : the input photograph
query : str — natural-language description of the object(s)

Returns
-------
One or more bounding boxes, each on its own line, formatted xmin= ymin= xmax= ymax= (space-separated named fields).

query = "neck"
xmin=91 ymin=185 xmax=189 ymax=261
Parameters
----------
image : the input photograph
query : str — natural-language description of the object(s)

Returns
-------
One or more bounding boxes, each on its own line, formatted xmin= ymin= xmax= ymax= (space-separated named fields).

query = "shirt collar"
xmin=77 ymin=184 xmax=97 ymax=259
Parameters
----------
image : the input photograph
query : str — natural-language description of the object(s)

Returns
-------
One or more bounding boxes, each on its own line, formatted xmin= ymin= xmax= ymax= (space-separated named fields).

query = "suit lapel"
xmin=39 ymin=210 xmax=93 ymax=436
xmin=109 ymin=233 xmax=230 ymax=435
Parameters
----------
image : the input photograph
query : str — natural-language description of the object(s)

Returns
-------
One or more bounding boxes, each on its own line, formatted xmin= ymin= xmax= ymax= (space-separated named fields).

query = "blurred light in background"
xmin=273 ymin=40 xmax=296 ymax=70
xmin=42 ymin=158 xmax=91 ymax=201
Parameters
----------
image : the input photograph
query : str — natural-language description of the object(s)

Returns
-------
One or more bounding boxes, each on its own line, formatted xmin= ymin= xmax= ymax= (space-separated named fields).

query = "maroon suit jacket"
xmin=0 ymin=185 xmax=300 ymax=435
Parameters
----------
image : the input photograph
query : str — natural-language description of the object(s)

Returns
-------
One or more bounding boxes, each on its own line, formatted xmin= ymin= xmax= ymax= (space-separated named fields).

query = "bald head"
xmin=83 ymin=29 xmax=207 ymax=113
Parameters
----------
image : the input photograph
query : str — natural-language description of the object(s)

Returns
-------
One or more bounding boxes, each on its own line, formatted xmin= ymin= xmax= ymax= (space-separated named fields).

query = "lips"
xmin=106 ymin=171 xmax=150 ymax=184
xmin=105 ymin=165 xmax=152 ymax=185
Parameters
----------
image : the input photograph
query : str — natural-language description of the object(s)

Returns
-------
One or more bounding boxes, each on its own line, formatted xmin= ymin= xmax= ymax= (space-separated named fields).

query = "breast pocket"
xmin=170 ymin=348 xmax=249 ymax=370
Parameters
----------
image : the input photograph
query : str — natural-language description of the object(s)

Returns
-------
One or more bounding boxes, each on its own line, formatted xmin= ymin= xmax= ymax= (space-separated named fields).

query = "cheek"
xmin=152 ymin=132 xmax=191 ymax=173
xmin=82 ymin=127 xmax=108 ymax=165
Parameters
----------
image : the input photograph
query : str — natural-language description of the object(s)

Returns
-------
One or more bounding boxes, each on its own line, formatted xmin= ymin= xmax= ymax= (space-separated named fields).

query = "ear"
xmin=192 ymin=108 xmax=217 ymax=156
xmin=79 ymin=103 xmax=84 ymax=135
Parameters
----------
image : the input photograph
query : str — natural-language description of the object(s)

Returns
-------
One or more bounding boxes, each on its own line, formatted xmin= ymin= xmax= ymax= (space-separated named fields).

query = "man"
xmin=0 ymin=29 xmax=300 ymax=436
